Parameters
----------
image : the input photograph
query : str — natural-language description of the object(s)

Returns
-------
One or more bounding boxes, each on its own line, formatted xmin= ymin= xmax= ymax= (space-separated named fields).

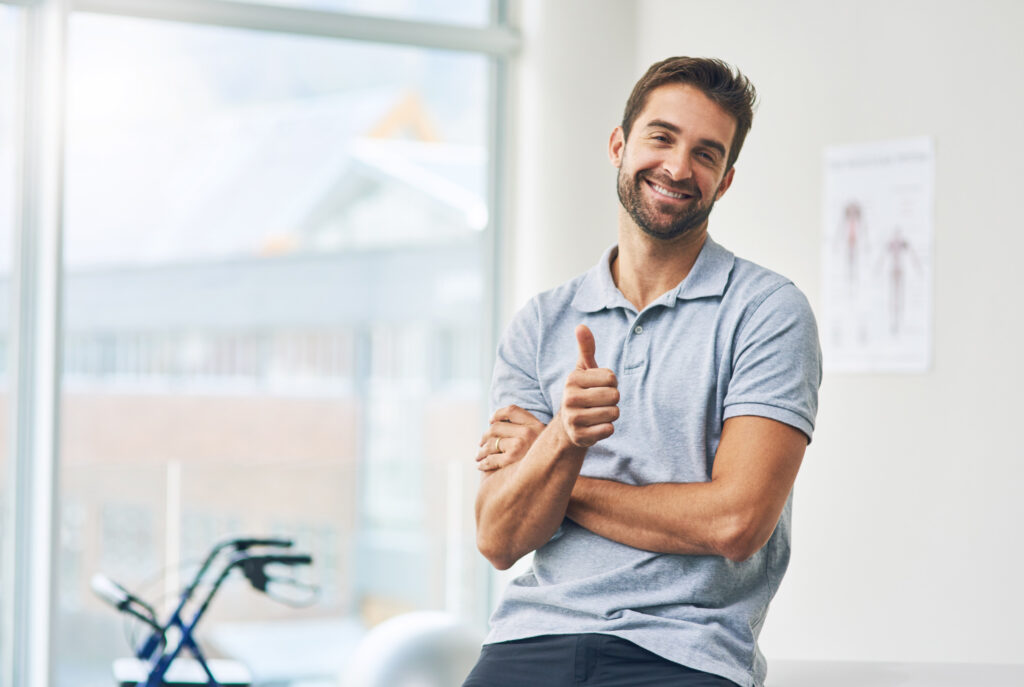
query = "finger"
xmin=575 ymin=324 xmax=598 ymax=370
xmin=475 ymin=429 xmax=513 ymax=460
xmin=563 ymin=385 xmax=620 ymax=409
xmin=483 ymin=422 xmax=523 ymax=444
xmin=567 ymin=422 xmax=615 ymax=448
xmin=565 ymin=405 xmax=620 ymax=427
xmin=478 ymin=417 xmax=517 ymax=448
xmin=490 ymin=405 xmax=544 ymax=427
xmin=477 ymin=451 xmax=520 ymax=472
xmin=567 ymin=368 xmax=618 ymax=390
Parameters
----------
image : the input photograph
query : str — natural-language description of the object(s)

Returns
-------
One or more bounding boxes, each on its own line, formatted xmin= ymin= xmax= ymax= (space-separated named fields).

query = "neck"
xmin=612 ymin=210 xmax=708 ymax=311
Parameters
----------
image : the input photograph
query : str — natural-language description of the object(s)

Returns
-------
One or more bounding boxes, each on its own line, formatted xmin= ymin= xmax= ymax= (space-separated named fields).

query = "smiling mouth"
xmin=645 ymin=178 xmax=696 ymax=201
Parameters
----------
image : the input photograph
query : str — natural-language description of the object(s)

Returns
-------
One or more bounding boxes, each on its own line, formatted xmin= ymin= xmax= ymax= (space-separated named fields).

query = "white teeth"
xmin=650 ymin=182 xmax=688 ymax=199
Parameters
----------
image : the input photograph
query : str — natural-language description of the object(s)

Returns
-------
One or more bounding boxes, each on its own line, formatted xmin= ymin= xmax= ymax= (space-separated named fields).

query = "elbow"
xmin=719 ymin=541 xmax=759 ymax=564
xmin=715 ymin=513 xmax=770 ymax=563
xmin=483 ymin=551 xmax=517 ymax=571
xmin=476 ymin=532 xmax=518 ymax=571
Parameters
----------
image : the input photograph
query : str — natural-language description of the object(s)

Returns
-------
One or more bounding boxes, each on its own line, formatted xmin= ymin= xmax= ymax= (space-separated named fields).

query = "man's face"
xmin=610 ymin=84 xmax=737 ymax=241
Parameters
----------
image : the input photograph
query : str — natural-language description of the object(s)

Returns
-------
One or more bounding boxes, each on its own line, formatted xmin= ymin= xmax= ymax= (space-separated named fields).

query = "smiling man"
xmin=463 ymin=57 xmax=822 ymax=687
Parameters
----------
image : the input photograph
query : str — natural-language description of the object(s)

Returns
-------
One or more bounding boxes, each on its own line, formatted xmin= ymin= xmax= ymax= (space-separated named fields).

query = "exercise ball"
xmin=343 ymin=611 xmax=484 ymax=687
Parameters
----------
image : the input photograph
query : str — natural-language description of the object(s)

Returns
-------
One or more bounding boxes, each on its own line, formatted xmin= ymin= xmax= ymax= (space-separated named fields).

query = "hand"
xmin=475 ymin=405 xmax=546 ymax=472
xmin=559 ymin=324 xmax=619 ymax=447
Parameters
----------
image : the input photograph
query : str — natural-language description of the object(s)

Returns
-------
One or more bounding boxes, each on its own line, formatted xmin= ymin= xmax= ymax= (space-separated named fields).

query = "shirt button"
xmin=634 ymin=325 xmax=643 ymax=334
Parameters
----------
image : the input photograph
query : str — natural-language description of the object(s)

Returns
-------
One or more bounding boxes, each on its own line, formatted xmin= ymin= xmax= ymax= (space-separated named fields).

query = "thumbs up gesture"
xmin=560 ymin=324 xmax=620 ymax=447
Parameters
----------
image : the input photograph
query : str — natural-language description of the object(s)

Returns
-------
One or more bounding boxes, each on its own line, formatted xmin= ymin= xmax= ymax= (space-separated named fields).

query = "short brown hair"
xmin=621 ymin=57 xmax=757 ymax=171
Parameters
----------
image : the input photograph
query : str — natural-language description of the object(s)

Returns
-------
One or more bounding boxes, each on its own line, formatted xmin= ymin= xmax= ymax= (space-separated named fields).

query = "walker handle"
xmin=91 ymin=573 xmax=130 ymax=610
xmin=233 ymin=537 xmax=293 ymax=550
xmin=239 ymin=554 xmax=313 ymax=592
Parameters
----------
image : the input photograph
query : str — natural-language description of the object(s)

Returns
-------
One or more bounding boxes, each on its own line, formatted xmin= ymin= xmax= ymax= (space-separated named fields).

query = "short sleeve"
xmin=490 ymin=300 xmax=555 ymax=424
xmin=723 ymin=283 xmax=823 ymax=442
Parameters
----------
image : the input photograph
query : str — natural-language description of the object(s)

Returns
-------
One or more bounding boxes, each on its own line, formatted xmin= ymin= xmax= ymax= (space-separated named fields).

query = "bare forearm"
xmin=476 ymin=325 xmax=620 ymax=569
xmin=566 ymin=476 xmax=743 ymax=559
xmin=566 ymin=418 xmax=807 ymax=562
xmin=475 ymin=422 xmax=587 ymax=570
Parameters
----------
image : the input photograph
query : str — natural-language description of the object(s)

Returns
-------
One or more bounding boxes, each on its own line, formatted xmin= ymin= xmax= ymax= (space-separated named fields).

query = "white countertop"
xmin=768 ymin=660 xmax=1024 ymax=686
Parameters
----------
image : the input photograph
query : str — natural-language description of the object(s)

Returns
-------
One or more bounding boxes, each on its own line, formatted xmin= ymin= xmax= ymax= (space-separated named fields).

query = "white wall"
xmin=506 ymin=0 xmax=636 ymax=312
xmin=509 ymin=0 xmax=1024 ymax=667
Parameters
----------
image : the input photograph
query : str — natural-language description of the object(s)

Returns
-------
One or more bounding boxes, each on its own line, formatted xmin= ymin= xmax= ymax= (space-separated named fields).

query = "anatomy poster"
xmin=822 ymin=137 xmax=934 ymax=372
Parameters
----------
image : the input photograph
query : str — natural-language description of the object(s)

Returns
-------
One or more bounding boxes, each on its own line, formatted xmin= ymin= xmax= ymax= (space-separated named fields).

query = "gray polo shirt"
xmin=485 ymin=237 xmax=822 ymax=687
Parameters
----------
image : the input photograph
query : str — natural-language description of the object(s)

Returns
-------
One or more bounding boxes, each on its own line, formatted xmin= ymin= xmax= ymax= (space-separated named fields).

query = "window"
xmin=3 ymin=3 xmax=512 ymax=685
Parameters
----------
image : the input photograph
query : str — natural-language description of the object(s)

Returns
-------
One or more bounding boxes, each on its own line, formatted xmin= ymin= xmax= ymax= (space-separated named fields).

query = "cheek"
xmin=623 ymin=149 xmax=662 ymax=174
xmin=702 ymin=172 xmax=727 ymax=198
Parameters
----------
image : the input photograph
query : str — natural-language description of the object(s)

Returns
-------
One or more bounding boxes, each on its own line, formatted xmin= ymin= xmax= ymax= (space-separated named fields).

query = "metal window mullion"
xmin=71 ymin=0 xmax=520 ymax=55
xmin=5 ymin=0 xmax=68 ymax=686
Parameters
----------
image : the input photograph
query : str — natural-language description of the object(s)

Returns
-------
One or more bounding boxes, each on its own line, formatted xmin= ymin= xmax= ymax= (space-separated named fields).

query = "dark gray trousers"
xmin=461 ymin=634 xmax=740 ymax=687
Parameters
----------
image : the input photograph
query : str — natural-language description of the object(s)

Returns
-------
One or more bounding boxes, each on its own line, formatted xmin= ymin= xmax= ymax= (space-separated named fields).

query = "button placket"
xmin=622 ymin=316 xmax=651 ymax=374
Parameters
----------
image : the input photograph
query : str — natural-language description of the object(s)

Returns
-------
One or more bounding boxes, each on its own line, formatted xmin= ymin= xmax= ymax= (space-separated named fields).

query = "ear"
xmin=714 ymin=166 xmax=736 ymax=200
xmin=608 ymin=126 xmax=625 ymax=168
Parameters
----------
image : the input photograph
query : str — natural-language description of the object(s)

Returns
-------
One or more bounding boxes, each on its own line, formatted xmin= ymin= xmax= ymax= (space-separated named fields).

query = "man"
xmin=463 ymin=57 xmax=822 ymax=687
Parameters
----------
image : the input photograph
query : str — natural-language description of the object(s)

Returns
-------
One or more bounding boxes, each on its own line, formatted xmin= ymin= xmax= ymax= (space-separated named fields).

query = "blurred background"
xmin=1 ymin=0 xmax=1023 ymax=686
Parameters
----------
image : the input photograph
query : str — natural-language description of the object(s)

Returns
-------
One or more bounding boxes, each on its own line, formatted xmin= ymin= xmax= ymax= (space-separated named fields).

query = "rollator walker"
xmin=92 ymin=536 xmax=315 ymax=687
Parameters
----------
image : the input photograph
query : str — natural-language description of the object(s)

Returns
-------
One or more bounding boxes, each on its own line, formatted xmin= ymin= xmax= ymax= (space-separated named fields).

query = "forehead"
xmin=634 ymin=83 xmax=737 ymax=146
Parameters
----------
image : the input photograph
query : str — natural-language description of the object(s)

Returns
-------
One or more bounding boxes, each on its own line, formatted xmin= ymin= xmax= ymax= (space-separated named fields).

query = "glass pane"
xmin=0 ymin=2 xmax=19 ymax=668
xmin=59 ymin=12 xmax=490 ymax=686
xmin=223 ymin=0 xmax=491 ymax=27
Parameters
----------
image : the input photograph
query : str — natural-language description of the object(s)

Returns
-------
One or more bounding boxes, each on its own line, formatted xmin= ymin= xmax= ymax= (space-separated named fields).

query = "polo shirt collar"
xmin=571 ymin=236 xmax=735 ymax=313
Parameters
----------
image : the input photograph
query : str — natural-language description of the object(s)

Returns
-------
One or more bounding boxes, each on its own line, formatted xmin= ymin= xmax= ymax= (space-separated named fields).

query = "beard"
xmin=616 ymin=168 xmax=717 ymax=241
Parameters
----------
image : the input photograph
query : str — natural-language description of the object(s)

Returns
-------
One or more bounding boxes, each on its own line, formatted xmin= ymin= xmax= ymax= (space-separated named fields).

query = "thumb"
xmin=575 ymin=324 xmax=598 ymax=370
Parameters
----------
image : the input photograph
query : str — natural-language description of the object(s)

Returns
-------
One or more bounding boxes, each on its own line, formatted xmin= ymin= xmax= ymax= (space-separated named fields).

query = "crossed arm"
xmin=474 ymin=413 xmax=586 ymax=571
xmin=566 ymin=415 xmax=806 ymax=562
xmin=474 ymin=327 xmax=808 ymax=570
xmin=476 ymin=409 xmax=806 ymax=568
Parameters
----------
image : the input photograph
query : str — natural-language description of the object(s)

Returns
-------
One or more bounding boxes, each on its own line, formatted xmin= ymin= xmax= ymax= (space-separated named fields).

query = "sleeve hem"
xmin=723 ymin=402 xmax=815 ymax=444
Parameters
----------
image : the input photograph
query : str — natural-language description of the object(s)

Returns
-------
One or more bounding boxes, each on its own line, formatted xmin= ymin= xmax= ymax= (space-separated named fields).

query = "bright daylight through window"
xmin=49 ymin=7 xmax=496 ymax=686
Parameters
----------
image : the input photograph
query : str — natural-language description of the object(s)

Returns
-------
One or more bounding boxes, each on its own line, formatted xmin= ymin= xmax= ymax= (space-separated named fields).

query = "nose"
xmin=661 ymin=147 xmax=693 ymax=182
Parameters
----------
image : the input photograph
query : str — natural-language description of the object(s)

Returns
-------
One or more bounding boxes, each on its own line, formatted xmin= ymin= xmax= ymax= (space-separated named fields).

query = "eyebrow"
xmin=644 ymin=119 xmax=728 ymax=158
